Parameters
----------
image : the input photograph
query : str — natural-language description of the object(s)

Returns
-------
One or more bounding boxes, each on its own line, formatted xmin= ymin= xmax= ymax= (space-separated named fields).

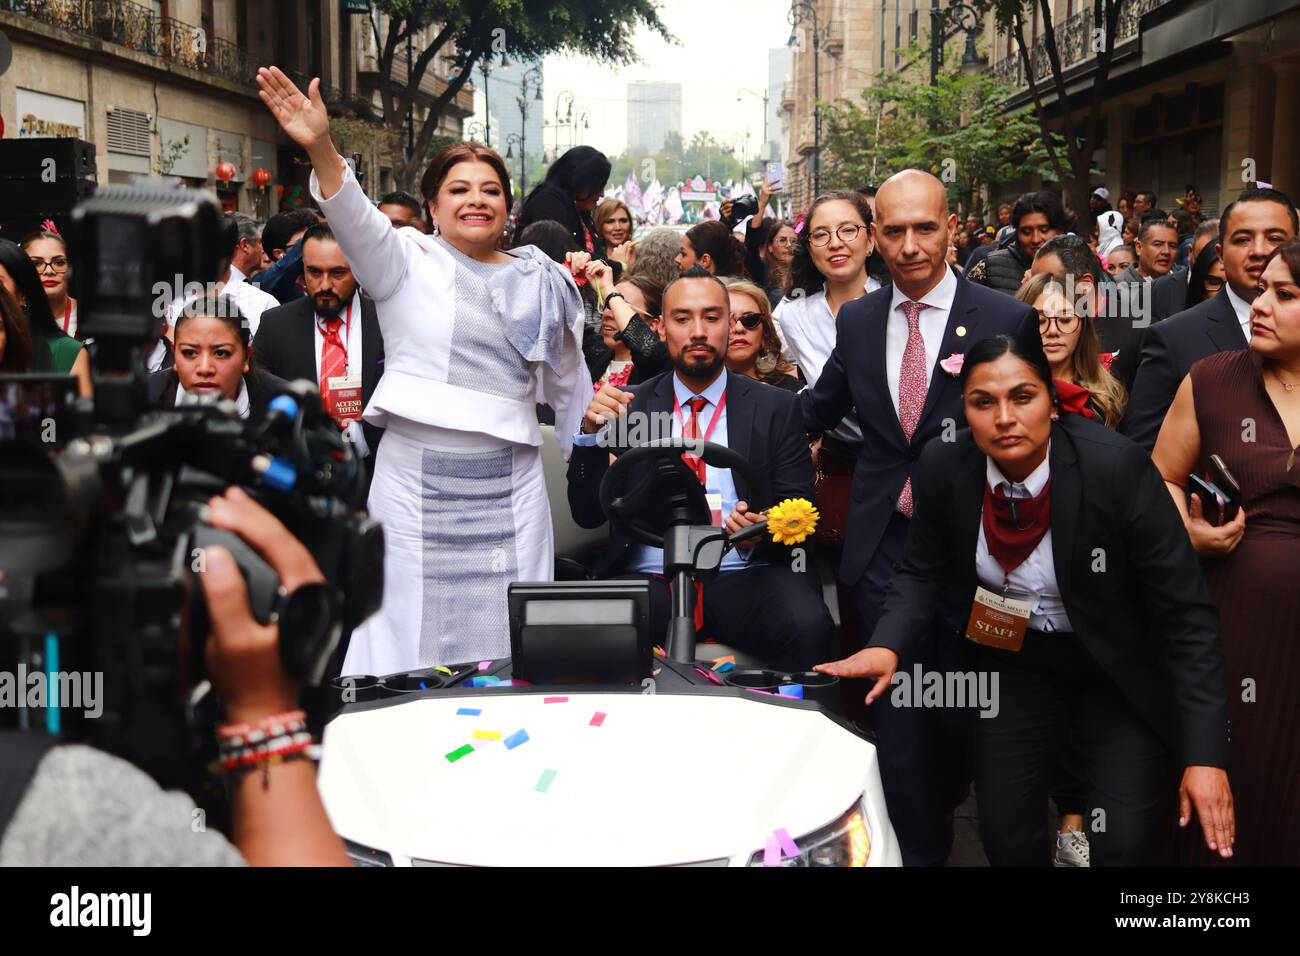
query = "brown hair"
xmin=618 ymin=273 xmax=663 ymax=319
xmin=20 ymin=229 xmax=67 ymax=252
xmin=1263 ymin=235 xmax=1300 ymax=286
xmin=0 ymin=283 xmax=34 ymax=371
xmin=1015 ymin=271 xmax=1126 ymax=427
xmin=722 ymin=278 xmax=799 ymax=384
xmin=594 ymin=199 xmax=633 ymax=243
xmin=419 ymin=142 xmax=513 ymax=216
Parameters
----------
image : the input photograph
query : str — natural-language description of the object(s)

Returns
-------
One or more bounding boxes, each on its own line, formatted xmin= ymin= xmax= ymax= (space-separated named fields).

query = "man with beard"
xmin=565 ymin=266 xmax=836 ymax=671
xmin=252 ymin=223 xmax=385 ymax=492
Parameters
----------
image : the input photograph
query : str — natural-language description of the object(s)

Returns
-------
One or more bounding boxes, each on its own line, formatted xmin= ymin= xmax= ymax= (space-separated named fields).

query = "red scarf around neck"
xmin=982 ymin=479 xmax=1052 ymax=577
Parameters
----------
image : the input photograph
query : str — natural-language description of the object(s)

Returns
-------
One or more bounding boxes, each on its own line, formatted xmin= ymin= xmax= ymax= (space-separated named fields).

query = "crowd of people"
xmin=1 ymin=63 xmax=1295 ymax=869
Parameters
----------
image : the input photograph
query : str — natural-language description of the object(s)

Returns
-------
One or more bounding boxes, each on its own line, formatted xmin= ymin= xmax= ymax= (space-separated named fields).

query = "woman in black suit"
xmin=148 ymin=294 xmax=288 ymax=419
xmin=817 ymin=331 xmax=1235 ymax=866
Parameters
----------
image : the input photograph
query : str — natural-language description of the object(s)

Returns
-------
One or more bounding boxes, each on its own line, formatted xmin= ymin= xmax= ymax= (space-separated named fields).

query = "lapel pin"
xmin=956 ymin=325 xmax=967 ymax=337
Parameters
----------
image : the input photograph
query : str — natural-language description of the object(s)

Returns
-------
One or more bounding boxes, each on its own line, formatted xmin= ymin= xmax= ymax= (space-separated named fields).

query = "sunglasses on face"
xmin=731 ymin=312 xmax=764 ymax=330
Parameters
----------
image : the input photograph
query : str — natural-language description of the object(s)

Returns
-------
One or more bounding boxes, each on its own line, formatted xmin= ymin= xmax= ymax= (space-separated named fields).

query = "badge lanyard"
xmin=672 ymin=390 xmax=727 ymax=483
xmin=317 ymin=300 xmax=354 ymax=376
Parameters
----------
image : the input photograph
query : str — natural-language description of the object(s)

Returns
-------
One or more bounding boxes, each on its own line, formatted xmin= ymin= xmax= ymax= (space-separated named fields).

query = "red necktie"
xmin=677 ymin=395 xmax=710 ymax=632
xmin=319 ymin=316 xmax=347 ymax=391
xmin=897 ymin=300 xmax=931 ymax=518
xmin=681 ymin=396 xmax=709 ymax=484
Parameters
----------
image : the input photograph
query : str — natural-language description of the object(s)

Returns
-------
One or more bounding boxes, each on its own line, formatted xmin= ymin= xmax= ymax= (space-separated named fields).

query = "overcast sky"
xmin=472 ymin=0 xmax=794 ymax=160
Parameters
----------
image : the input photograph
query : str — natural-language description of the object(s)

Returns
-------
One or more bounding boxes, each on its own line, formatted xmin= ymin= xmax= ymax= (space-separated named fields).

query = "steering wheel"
xmin=599 ymin=438 xmax=764 ymax=548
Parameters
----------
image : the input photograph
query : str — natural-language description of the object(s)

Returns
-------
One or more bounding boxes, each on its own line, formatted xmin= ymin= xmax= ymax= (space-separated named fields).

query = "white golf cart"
xmin=317 ymin=437 xmax=900 ymax=866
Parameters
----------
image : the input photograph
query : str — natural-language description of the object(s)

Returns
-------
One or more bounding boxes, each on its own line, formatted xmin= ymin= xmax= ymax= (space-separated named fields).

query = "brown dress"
xmin=1180 ymin=349 xmax=1300 ymax=865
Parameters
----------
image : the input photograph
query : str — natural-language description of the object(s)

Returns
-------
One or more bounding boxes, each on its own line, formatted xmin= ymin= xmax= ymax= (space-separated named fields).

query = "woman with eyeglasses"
xmin=1184 ymin=241 xmax=1226 ymax=310
xmin=21 ymin=230 xmax=79 ymax=339
xmin=0 ymin=238 xmax=91 ymax=396
xmin=1015 ymin=272 xmax=1127 ymax=428
xmin=773 ymin=190 xmax=881 ymax=544
xmin=582 ymin=262 xmax=667 ymax=391
xmin=722 ymin=278 xmax=802 ymax=392
xmin=817 ymin=330 xmax=1234 ymax=865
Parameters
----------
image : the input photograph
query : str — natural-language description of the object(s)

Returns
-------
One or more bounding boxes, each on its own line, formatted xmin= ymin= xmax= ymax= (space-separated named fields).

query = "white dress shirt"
xmin=974 ymin=447 xmax=1073 ymax=633
xmin=773 ymin=276 xmax=881 ymax=443
xmin=885 ymin=265 xmax=958 ymax=420
xmin=175 ymin=376 xmax=251 ymax=419
xmin=1225 ymin=284 xmax=1253 ymax=341
xmin=312 ymin=290 xmax=370 ymax=457
xmin=165 ymin=274 xmax=279 ymax=341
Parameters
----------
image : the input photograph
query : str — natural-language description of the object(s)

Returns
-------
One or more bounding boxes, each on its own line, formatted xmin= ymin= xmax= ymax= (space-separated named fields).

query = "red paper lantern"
xmin=251 ymin=167 xmax=271 ymax=189
xmin=215 ymin=161 xmax=237 ymax=183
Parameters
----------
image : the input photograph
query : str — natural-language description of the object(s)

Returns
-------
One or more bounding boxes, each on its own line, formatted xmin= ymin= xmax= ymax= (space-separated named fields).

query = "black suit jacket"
xmin=1120 ymin=289 xmax=1246 ymax=451
xmin=1151 ymin=269 xmax=1188 ymax=322
xmin=872 ymin=415 xmax=1229 ymax=768
xmin=147 ymin=367 xmax=291 ymax=419
xmin=567 ymin=369 xmax=816 ymax=578
xmin=800 ymin=268 xmax=1036 ymax=586
xmin=251 ymin=294 xmax=385 ymax=458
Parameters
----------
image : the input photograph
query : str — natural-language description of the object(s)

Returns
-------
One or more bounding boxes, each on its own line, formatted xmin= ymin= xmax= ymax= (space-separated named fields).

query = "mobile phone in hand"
xmin=765 ymin=161 xmax=784 ymax=192
xmin=1208 ymin=454 xmax=1241 ymax=522
xmin=1187 ymin=474 xmax=1227 ymax=526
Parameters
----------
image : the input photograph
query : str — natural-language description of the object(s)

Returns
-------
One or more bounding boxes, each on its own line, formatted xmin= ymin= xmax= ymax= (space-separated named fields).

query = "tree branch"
xmin=395 ymin=21 xmax=457 ymax=124
xmin=1014 ymin=14 xmax=1070 ymax=190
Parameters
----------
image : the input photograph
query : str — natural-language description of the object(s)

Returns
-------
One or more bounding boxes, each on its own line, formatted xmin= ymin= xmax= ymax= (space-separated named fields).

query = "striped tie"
xmin=896 ymin=300 xmax=930 ymax=518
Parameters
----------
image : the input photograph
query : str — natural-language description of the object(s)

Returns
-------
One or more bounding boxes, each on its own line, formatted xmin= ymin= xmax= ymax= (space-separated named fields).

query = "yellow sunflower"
xmin=766 ymin=498 xmax=819 ymax=545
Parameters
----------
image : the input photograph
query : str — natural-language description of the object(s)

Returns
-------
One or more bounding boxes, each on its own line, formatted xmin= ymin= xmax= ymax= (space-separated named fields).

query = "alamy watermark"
xmin=0 ymin=665 xmax=103 ymax=718
xmin=889 ymin=664 xmax=1000 ymax=719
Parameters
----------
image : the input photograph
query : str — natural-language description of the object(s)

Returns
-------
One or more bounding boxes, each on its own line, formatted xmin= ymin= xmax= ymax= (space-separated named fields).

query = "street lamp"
xmin=930 ymin=2 xmax=986 ymax=86
xmin=574 ymin=108 xmax=591 ymax=147
xmin=789 ymin=2 xmax=820 ymax=195
xmin=465 ymin=121 xmax=487 ymax=142
xmin=515 ymin=64 xmax=544 ymax=196
xmin=737 ymin=88 xmax=770 ymax=163
xmin=555 ymin=91 xmax=575 ymax=152
xmin=505 ymin=132 xmax=525 ymax=196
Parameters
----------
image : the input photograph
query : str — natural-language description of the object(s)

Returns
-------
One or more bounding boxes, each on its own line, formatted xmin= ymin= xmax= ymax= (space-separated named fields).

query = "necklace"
xmin=1270 ymin=368 xmax=1300 ymax=392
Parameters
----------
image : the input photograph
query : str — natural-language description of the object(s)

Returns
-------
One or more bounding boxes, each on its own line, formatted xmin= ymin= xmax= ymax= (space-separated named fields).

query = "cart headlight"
xmin=748 ymin=800 xmax=872 ymax=867
xmin=344 ymin=838 xmax=393 ymax=867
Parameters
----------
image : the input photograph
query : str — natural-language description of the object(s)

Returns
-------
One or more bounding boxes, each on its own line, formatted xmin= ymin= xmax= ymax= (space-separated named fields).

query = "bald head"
xmin=871 ymin=169 xmax=957 ymax=299
xmin=876 ymin=170 xmax=949 ymax=225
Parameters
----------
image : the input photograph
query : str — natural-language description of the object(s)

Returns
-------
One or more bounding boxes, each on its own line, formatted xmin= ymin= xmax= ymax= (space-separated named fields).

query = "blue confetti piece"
xmin=456 ymin=707 xmax=482 ymax=716
xmin=713 ymin=660 xmax=735 ymax=673
xmin=777 ymin=684 xmax=804 ymax=699
xmin=468 ymin=675 xmax=501 ymax=687
xmin=503 ymin=729 xmax=530 ymax=750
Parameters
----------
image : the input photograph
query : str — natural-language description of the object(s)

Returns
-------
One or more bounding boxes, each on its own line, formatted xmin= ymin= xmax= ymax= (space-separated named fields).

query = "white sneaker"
xmin=1053 ymin=828 xmax=1091 ymax=867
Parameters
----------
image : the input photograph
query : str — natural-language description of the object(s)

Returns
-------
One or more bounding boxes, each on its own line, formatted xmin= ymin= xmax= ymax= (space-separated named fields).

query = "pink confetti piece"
xmin=763 ymin=834 xmax=780 ymax=866
xmin=477 ymin=660 xmax=492 ymax=671
xmin=589 ymin=711 xmax=606 ymax=727
xmin=774 ymin=828 xmax=799 ymax=858
xmin=544 ymin=696 xmax=569 ymax=704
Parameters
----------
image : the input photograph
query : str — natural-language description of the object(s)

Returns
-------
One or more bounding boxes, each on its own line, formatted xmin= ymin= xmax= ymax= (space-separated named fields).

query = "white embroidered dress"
xmin=309 ymin=162 xmax=591 ymax=676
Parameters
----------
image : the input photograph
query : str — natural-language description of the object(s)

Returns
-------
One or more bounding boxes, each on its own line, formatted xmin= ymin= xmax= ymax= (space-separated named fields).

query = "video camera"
xmin=0 ymin=182 xmax=383 ymax=790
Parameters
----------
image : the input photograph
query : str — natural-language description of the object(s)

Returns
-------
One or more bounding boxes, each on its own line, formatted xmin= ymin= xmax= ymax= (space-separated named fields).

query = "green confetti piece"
xmin=445 ymin=744 xmax=474 ymax=763
xmin=534 ymin=769 xmax=557 ymax=793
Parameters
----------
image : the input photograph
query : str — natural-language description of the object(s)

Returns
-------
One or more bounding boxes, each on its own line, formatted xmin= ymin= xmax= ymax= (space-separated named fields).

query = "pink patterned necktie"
xmin=897 ymin=300 xmax=931 ymax=518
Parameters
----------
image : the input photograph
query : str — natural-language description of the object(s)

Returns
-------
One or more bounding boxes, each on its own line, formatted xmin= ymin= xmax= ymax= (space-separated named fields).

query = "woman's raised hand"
xmin=257 ymin=67 xmax=332 ymax=155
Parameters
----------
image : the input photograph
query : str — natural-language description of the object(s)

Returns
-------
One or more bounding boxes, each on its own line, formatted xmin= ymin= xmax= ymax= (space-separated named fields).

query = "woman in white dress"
xmin=257 ymin=68 xmax=591 ymax=676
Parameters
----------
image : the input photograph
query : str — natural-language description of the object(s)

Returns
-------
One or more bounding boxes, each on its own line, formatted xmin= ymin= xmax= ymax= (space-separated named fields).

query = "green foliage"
xmin=821 ymin=40 xmax=1063 ymax=218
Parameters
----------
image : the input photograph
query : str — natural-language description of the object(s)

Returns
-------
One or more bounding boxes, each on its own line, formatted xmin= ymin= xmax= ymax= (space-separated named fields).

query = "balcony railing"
xmin=991 ymin=0 xmax=1171 ymax=88
xmin=5 ymin=0 xmax=345 ymax=102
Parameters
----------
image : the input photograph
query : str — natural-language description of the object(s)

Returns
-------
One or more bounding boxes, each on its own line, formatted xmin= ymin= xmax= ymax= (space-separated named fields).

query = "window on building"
xmin=894 ymin=1 xmax=901 ymax=68
xmin=880 ymin=1 xmax=887 ymax=71
xmin=910 ymin=1 xmax=917 ymax=42
xmin=236 ymin=0 xmax=248 ymax=50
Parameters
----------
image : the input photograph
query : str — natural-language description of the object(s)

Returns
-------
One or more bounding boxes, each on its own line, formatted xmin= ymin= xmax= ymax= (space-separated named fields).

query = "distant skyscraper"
xmin=626 ymin=82 xmax=682 ymax=153
xmin=767 ymin=47 xmax=792 ymax=163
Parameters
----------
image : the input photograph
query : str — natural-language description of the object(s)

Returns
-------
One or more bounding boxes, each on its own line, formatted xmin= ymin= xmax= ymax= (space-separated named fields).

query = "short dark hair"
xmin=514 ymin=220 xmax=578 ymax=263
xmin=1219 ymin=186 xmax=1299 ymax=245
xmin=262 ymin=209 xmax=319 ymax=255
xmin=662 ymin=264 xmax=728 ymax=310
xmin=174 ymin=293 xmax=251 ymax=351
xmin=685 ymin=220 xmax=740 ymax=277
xmin=1141 ymin=208 xmax=1168 ymax=223
xmin=1138 ymin=217 xmax=1178 ymax=242
xmin=858 ymin=185 xmax=878 ymax=198
xmin=219 ymin=213 xmax=241 ymax=260
xmin=300 ymin=222 xmax=338 ymax=251
xmin=1135 ymin=191 xmax=1158 ymax=206
xmin=959 ymin=331 xmax=1055 ymax=398
xmin=1011 ymin=191 xmax=1067 ymax=232
xmin=379 ymin=190 xmax=423 ymax=218
xmin=1035 ymin=234 xmax=1103 ymax=283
